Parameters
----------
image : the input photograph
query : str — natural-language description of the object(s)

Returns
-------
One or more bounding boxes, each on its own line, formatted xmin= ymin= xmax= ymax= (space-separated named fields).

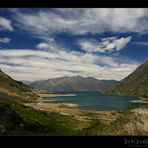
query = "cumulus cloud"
xmin=0 ymin=16 xmax=14 ymax=31
xmin=0 ymin=37 xmax=11 ymax=43
xmin=36 ymin=42 xmax=50 ymax=49
xmin=133 ymin=41 xmax=148 ymax=46
xmin=12 ymin=8 xmax=148 ymax=38
xmin=78 ymin=36 xmax=132 ymax=53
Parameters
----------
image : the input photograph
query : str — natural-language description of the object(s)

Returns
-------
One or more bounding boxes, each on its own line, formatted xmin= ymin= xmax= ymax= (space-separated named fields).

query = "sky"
xmin=0 ymin=8 xmax=148 ymax=81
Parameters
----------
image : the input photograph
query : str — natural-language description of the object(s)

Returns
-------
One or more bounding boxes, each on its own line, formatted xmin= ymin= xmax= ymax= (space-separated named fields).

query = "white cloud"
xmin=0 ymin=37 xmax=11 ymax=43
xmin=36 ymin=42 xmax=50 ymax=49
xmin=0 ymin=48 xmax=139 ymax=81
xmin=113 ymin=37 xmax=132 ymax=50
xmin=0 ymin=9 xmax=143 ymax=81
xmin=133 ymin=41 xmax=148 ymax=46
xmin=78 ymin=36 xmax=132 ymax=53
xmin=12 ymin=8 xmax=148 ymax=38
xmin=0 ymin=16 xmax=14 ymax=31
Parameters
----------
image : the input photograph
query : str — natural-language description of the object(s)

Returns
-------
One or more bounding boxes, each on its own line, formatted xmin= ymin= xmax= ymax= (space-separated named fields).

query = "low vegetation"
xmin=0 ymin=68 xmax=148 ymax=136
xmin=0 ymin=98 xmax=91 ymax=136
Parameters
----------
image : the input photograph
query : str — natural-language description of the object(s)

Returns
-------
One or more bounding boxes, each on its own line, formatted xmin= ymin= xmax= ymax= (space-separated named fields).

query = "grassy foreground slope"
xmin=0 ymin=91 xmax=148 ymax=136
xmin=0 ymin=97 xmax=93 ymax=136
xmin=1 ymin=96 xmax=148 ymax=135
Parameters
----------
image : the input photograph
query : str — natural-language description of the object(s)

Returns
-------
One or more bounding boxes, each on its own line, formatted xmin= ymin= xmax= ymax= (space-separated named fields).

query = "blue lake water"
xmin=42 ymin=91 xmax=145 ymax=111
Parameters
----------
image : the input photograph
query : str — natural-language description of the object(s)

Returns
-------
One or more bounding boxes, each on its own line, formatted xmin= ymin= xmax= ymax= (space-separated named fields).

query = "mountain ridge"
xmin=0 ymin=69 xmax=37 ymax=103
xmin=29 ymin=76 xmax=118 ymax=91
xmin=105 ymin=60 xmax=148 ymax=98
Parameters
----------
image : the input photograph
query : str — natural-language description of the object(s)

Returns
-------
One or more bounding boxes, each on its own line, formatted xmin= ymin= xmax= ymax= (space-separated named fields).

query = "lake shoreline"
xmin=25 ymin=92 xmax=120 ymax=122
xmin=38 ymin=93 xmax=76 ymax=97
xmin=24 ymin=92 xmax=148 ymax=123
xmin=37 ymin=92 xmax=145 ymax=110
xmin=24 ymin=101 xmax=120 ymax=123
xmin=131 ymin=97 xmax=148 ymax=104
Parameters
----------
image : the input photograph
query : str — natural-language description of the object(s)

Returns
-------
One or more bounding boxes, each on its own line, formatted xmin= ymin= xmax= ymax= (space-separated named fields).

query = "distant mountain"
xmin=106 ymin=60 xmax=148 ymax=98
xmin=0 ymin=69 xmax=37 ymax=103
xmin=29 ymin=76 xmax=118 ymax=91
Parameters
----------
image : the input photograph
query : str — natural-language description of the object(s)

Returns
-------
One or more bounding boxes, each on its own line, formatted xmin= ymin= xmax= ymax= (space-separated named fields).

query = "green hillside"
xmin=106 ymin=60 xmax=148 ymax=98
xmin=0 ymin=69 xmax=37 ymax=103
xmin=0 ymin=96 xmax=91 ymax=136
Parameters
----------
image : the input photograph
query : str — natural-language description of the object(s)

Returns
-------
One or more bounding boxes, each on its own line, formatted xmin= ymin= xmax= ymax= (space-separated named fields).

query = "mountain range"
xmin=28 ymin=76 xmax=118 ymax=91
xmin=106 ymin=60 xmax=148 ymax=98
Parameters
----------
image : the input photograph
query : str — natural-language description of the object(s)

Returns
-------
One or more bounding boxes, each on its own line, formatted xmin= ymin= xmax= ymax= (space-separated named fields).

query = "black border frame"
xmin=0 ymin=1 xmax=148 ymax=147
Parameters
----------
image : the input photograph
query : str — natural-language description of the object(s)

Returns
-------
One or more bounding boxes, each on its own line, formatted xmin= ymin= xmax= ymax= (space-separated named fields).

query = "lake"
xmin=42 ymin=91 xmax=144 ymax=111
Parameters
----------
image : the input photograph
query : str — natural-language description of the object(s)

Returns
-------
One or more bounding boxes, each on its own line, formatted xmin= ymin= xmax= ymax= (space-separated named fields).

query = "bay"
xmin=42 ymin=91 xmax=144 ymax=111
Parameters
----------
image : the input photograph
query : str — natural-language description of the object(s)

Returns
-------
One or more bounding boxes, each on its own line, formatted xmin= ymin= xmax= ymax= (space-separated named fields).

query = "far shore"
xmin=38 ymin=93 xmax=76 ymax=97
xmin=140 ymin=97 xmax=148 ymax=100
xmin=131 ymin=97 xmax=148 ymax=104
xmin=131 ymin=100 xmax=148 ymax=104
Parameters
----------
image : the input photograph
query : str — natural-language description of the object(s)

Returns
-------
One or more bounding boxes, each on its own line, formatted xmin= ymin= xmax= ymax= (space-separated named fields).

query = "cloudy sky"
xmin=0 ymin=8 xmax=148 ymax=81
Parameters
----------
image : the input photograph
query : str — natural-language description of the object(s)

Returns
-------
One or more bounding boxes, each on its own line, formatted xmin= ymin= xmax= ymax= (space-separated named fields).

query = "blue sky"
xmin=0 ymin=8 xmax=148 ymax=81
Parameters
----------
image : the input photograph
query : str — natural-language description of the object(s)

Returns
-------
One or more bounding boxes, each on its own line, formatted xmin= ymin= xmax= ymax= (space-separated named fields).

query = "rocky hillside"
xmin=29 ymin=76 xmax=118 ymax=91
xmin=106 ymin=60 xmax=148 ymax=98
xmin=0 ymin=69 xmax=37 ymax=103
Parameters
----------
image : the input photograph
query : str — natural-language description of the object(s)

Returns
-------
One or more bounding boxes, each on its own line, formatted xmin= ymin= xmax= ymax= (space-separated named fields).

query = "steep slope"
xmin=0 ymin=97 xmax=89 ymax=136
xmin=0 ymin=69 xmax=89 ymax=135
xmin=0 ymin=69 xmax=37 ymax=103
xmin=106 ymin=60 xmax=148 ymax=98
xmin=29 ymin=76 xmax=118 ymax=91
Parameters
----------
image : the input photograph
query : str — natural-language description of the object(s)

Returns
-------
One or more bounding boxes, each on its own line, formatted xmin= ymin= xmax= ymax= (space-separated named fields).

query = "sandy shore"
xmin=24 ymin=101 xmax=119 ymax=123
xmin=131 ymin=100 xmax=148 ymax=104
xmin=38 ymin=93 xmax=76 ymax=97
xmin=131 ymin=97 xmax=148 ymax=104
xmin=60 ymin=103 xmax=79 ymax=107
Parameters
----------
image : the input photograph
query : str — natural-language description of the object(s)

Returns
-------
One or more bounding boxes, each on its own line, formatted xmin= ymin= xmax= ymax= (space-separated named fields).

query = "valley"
xmin=0 ymin=60 xmax=148 ymax=135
